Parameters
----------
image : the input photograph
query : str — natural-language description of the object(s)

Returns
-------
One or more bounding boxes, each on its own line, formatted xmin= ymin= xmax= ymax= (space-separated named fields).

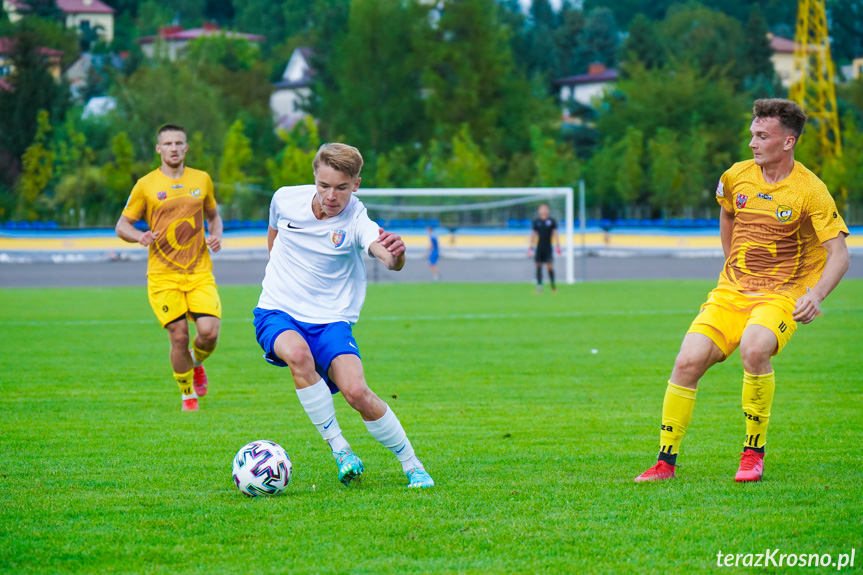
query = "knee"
xmin=281 ymin=345 xmax=315 ymax=373
xmin=673 ymin=350 xmax=707 ymax=379
xmin=170 ymin=333 xmax=189 ymax=349
xmin=739 ymin=345 xmax=772 ymax=373
xmin=197 ymin=324 xmax=220 ymax=345
xmin=340 ymin=379 xmax=373 ymax=410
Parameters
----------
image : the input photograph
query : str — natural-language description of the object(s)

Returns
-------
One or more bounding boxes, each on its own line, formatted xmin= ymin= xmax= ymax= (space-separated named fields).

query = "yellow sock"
xmin=742 ymin=371 xmax=775 ymax=450
xmin=174 ymin=369 xmax=196 ymax=398
xmin=659 ymin=381 xmax=697 ymax=465
xmin=192 ymin=343 xmax=213 ymax=365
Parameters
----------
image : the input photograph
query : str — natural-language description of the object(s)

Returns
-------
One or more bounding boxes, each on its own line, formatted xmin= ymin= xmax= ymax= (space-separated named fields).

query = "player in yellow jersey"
xmin=115 ymin=124 xmax=224 ymax=411
xmin=635 ymin=99 xmax=850 ymax=483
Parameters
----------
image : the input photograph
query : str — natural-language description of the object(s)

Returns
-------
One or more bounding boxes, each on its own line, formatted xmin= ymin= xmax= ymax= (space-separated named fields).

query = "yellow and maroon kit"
xmin=689 ymin=160 xmax=848 ymax=356
xmin=123 ymin=167 xmax=221 ymax=326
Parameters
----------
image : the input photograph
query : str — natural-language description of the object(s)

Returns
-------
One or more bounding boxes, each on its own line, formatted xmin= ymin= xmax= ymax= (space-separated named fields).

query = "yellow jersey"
xmin=122 ymin=166 xmax=217 ymax=275
xmin=715 ymin=159 xmax=848 ymax=300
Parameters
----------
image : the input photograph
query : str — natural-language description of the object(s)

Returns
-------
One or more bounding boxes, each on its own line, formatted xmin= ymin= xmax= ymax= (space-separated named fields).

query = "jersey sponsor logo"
xmin=776 ymin=205 xmax=793 ymax=223
xmin=715 ymin=180 xmax=724 ymax=197
xmin=331 ymin=229 xmax=346 ymax=248
xmin=157 ymin=191 xmax=167 ymax=201
xmin=736 ymin=193 xmax=748 ymax=209
xmin=190 ymin=188 xmax=201 ymax=198
xmin=286 ymin=222 xmax=303 ymax=230
xmin=171 ymin=184 xmax=184 ymax=189
xmin=757 ymin=192 xmax=773 ymax=201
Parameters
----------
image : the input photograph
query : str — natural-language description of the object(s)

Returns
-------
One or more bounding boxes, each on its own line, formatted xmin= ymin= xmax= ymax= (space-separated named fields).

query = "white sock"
xmin=181 ymin=392 xmax=197 ymax=400
xmin=296 ymin=379 xmax=350 ymax=452
xmin=189 ymin=349 xmax=203 ymax=368
xmin=364 ymin=405 xmax=423 ymax=472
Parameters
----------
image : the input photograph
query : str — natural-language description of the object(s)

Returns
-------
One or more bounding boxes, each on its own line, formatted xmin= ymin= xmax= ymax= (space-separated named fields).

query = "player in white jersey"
xmin=253 ymin=143 xmax=434 ymax=488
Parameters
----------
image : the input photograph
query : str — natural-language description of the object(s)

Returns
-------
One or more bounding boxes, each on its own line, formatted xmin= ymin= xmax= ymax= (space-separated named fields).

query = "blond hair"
xmin=313 ymin=143 xmax=364 ymax=179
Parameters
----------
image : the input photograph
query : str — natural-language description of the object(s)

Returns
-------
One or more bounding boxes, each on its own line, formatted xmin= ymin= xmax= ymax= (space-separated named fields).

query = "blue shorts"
xmin=429 ymin=250 xmax=439 ymax=265
xmin=253 ymin=307 xmax=361 ymax=395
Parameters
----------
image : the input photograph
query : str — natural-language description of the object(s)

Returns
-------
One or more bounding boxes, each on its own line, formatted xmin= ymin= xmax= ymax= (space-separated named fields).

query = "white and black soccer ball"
xmin=232 ymin=440 xmax=292 ymax=497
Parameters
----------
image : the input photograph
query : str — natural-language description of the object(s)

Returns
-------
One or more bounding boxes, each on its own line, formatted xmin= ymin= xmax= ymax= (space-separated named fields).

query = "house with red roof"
xmin=769 ymin=34 xmax=795 ymax=88
xmin=554 ymin=63 xmax=619 ymax=119
xmin=3 ymin=0 xmax=115 ymax=43
xmin=0 ymin=36 xmax=64 ymax=82
xmin=137 ymin=24 xmax=265 ymax=61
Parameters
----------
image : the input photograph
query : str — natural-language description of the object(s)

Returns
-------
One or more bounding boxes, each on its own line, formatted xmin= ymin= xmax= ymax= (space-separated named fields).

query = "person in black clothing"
xmin=528 ymin=203 xmax=561 ymax=292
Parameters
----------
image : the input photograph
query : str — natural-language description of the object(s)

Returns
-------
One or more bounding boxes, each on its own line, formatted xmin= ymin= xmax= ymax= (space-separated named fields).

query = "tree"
xmin=530 ymin=125 xmax=581 ymax=187
xmin=739 ymin=4 xmax=778 ymax=97
xmin=554 ymin=8 xmax=586 ymax=77
xmin=591 ymin=61 xmax=745 ymax=215
xmin=659 ymin=4 xmax=744 ymax=87
xmin=828 ymin=0 xmax=863 ymax=62
xmin=575 ymin=7 xmax=619 ymax=69
xmin=582 ymin=0 xmax=672 ymax=29
xmin=266 ymin=117 xmax=320 ymax=190
xmin=620 ymin=13 xmax=663 ymax=70
xmin=442 ymin=125 xmax=493 ymax=188
xmin=312 ymin=0 xmax=429 ymax=155
xmin=521 ymin=0 xmax=559 ymax=79
xmin=0 ymin=22 xmax=69 ymax=186
xmin=422 ymin=0 xmax=539 ymax=160
xmin=111 ymin=62 xmax=228 ymax=160
xmin=218 ymin=119 xmax=253 ymax=207
xmin=16 ymin=109 xmax=54 ymax=219
xmin=102 ymin=131 xmax=136 ymax=207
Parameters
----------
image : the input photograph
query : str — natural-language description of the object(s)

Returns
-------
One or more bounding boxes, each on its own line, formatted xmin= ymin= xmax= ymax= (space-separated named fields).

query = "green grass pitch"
xmin=1 ymin=279 xmax=861 ymax=573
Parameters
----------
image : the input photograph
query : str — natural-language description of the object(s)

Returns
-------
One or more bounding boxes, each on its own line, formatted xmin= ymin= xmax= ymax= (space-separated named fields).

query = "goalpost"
xmin=356 ymin=187 xmax=578 ymax=284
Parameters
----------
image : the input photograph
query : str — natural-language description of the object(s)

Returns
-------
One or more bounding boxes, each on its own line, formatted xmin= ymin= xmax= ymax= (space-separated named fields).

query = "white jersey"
xmin=257 ymin=185 xmax=381 ymax=324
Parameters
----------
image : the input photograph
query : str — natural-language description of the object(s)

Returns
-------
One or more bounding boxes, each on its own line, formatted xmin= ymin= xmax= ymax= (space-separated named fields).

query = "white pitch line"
xmin=2 ymin=307 xmax=860 ymax=328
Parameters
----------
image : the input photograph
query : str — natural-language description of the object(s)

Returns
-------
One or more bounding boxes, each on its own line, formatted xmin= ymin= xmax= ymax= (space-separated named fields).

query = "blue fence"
xmin=2 ymin=217 xmax=721 ymax=232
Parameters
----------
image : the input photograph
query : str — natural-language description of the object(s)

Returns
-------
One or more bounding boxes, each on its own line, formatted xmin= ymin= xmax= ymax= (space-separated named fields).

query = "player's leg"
xmin=734 ymin=299 xmax=795 ymax=482
xmin=535 ymin=260 xmax=543 ymax=291
xmin=636 ymin=290 xmax=742 ymax=482
xmin=148 ymin=275 xmax=198 ymax=411
xmin=166 ymin=317 xmax=198 ymax=411
xmin=547 ymin=262 xmax=556 ymax=291
xmin=330 ymin=354 xmax=434 ymax=488
xmin=189 ymin=314 xmax=219 ymax=396
xmin=635 ymin=333 xmax=724 ymax=482
xmin=186 ymin=275 xmax=222 ymax=396
xmin=271 ymin=328 xmax=361 ymax=484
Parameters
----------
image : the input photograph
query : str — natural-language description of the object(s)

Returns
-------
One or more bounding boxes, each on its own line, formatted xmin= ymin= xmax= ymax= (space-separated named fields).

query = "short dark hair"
xmin=313 ymin=143 xmax=363 ymax=180
xmin=157 ymin=124 xmax=186 ymax=139
xmin=752 ymin=99 xmax=807 ymax=139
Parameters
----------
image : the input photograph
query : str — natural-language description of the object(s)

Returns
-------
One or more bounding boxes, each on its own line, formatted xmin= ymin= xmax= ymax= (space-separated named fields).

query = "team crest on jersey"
xmin=331 ymin=230 xmax=346 ymax=248
xmin=157 ymin=191 xmax=167 ymax=201
xmin=776 ymin=205 xmax=793 ymax=223
xmin=190 ymin=188 xmax=201 ymax=198
xmin=736 ymin=193 xmax=748 ymax=209
xmin=715 ymin=180 xmax=724 ymax=198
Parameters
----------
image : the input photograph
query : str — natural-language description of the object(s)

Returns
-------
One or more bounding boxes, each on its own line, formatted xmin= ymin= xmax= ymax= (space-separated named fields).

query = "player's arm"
xmin=369 ymin=227 xmax=405 ymax=271
xmin=204 ymin=206 xmax=223 ymax=253
xmin=719 ymin=206 xmax=735 ymax=259
xmin=267 ymin=226 xmax=278 ymax=256
xmin=552 ymin=228 xmax=561 ymax=254
xmin=115 ymin=214 xmax=159 ymax=246
xmin=793 ymin=233 xmax=850 ymax=324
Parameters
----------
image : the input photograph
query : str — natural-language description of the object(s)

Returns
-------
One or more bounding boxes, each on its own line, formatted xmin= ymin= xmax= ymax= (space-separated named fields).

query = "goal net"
xmin=356 ymin=188 xmax=576 ymax=284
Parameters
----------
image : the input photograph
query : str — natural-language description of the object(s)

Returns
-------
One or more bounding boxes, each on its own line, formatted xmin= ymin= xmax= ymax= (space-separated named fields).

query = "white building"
xmin=271 ymin=46 xmax=315 ymax=131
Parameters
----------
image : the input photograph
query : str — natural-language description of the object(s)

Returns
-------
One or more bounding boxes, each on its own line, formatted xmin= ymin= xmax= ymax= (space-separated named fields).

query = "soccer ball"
xmin=232 ymin=440 xmax=292 ymax=497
